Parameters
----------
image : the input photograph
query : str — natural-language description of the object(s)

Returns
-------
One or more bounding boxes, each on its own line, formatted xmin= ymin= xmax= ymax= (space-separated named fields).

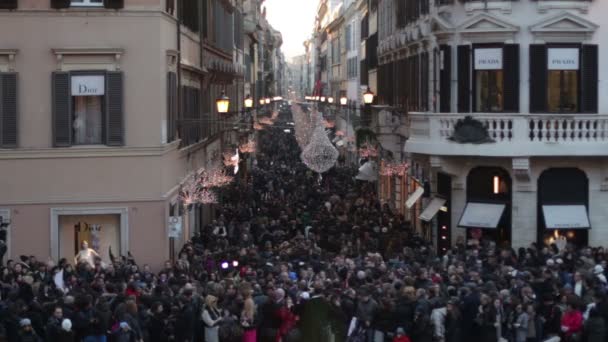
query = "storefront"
xmin=51 ymin=207 xmax=128 ymax=264
xmin=462 ymin=167 xmax=512 ymax=246
xmin=537 ymin=168 xmax=589 ymax=246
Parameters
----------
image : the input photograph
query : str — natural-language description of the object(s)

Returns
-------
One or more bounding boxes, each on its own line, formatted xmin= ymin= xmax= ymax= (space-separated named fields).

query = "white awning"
xmin=458 ymin=202 xmax=506 ymax=229
xmin=420 ymin=197 xmax=446 ymax=222
xmin=355 ymin=161 xmax=378 ymax=182
xmin=542 ymin=205 xmax=590 ymax=229
xmin=405 ymin=187 xmax=425 ymax=209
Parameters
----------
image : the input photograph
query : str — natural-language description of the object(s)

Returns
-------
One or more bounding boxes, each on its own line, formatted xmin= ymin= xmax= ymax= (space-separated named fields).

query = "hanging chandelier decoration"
xmin=379 ymin=161 xmax=409 ymax=177
xmin=300 ymin=120 xmax=339 ymax=174
xmin=359 ymin=142 xmax=379 ymax=158
xmin=292 ymin=103 xmax=316 ymax=149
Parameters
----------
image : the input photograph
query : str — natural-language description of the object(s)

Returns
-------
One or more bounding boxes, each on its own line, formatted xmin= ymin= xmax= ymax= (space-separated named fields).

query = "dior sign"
xmin=474 ymin=48 xmax=503 ymax=70
xmin=548 ymin=48 xmax=579 ymax=70
xmin=71 ymin=75 xmax=105 ymax=96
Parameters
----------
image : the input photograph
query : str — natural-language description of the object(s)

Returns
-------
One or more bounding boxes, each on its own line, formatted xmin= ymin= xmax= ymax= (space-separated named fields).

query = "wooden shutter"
xmin=0 ymin=73 xmax=17 ymax=147
xmin=105 ymin=71 xmax=124 ymax=146
xmin=457 ymin=45 xmax=470 ymax=113
xmin=529 ymin=45 xmax=547 ymax=113
xmin=440 ymin=45 xmax=451 ymax=113
xmin=50 ymin=0 xmax=70 ymax=9
xmin=167 ymin=72 xmax=177 ymax=142
xmin=581 ymin=45 xmax=598 ymax=113
xmin=503 ymin=44 xmax=519 ymax=112
xmin=52 ymin=72 xmax=71 ymax=147
xmin=103 ymin=0 xmax=124 ymax=9
xmin=0 ymin=0 xmax=17 ymax=10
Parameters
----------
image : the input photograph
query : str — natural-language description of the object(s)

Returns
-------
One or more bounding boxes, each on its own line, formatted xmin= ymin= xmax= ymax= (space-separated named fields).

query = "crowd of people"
xmin=2 ymin=105 xmax=608 ymax=342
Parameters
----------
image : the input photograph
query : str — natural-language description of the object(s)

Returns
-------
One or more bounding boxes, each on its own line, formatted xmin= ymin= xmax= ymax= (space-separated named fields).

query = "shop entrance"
xmin=464 ymin=167 xmax=512 ymax=247
xmin=537 ymin=168 xmax=589 ymax=246
xmin=58 ymin=214 xmax=121 ymax=264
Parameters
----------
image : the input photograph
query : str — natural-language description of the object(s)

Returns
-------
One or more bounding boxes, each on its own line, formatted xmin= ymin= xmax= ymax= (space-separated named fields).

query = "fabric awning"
xmin=355 ymin=161 xmax=378 ymax=182
xmin=419 ymin=197 xmax=446 ymax=222
xmin=458 ymin=202 xmax=506 ymax=229
xmin=405 ymin=187 xmax=425 ymax=209
xmin=542 ymin=205 xmax=590 ymax=229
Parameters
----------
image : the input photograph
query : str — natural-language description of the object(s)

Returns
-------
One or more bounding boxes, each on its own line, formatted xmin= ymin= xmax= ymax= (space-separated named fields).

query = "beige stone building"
xmin=0 ymin=0 xmax=264 ymax=268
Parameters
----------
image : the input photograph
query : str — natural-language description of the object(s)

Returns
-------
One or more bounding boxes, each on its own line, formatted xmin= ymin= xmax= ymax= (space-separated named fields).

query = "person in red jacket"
xmin=275 ymin=294 xmax=299 ymax=342
xmin=560 ymin=297 xmax=583 ymax=341
xmin=393 ymin=327 xmax=411 ymax=342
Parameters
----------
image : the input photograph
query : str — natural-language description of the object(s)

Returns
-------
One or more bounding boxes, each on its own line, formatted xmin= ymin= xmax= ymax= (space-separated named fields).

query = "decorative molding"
xmin=529 ymin=11 xmax=597 ymax=42
xmin=512 ymin=157 xmax=531 ymax=182
xmin=537 ymin=1 xmax=590 ymax=14
xmin=464 ymin=0 xmax=512 ymax=15
xmin=0 ymin=141 xmax=180 ymax=160
xmin=0 ymin=49 xmax=17 ymax=71
xmin=50 ymin=207 xmax=129 ymax=261
xmin=458 ymin=12 xmax=519 ymax=42
xmin=52 ymin=48 xmax=124 ymax=71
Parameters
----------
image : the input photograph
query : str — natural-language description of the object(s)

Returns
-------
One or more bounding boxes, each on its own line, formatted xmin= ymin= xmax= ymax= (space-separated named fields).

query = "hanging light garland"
xmin=253 ymin=122 xmax=264 ymax=131
xmin=259 ymin=117 xmax=274 ymax=126
xmin=379 ymin=162 xmax=409 ymax=177
xmin=178 ymin=166 xmax=233 ymax=206
xmin=300 ymin=120 xmax=339 ymax=174
xmin=359 ymin=142 xmax=379 ymax=158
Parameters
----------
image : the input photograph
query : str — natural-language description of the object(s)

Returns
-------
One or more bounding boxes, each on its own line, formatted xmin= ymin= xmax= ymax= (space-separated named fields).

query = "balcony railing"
xmin=407 ymin=112 xmax=608 ymax=157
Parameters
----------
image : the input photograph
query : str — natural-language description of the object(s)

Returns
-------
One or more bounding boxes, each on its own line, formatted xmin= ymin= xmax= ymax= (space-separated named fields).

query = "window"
xmin=474 ymin=48 xmax=504 ymax=112
xmin=345 ymin=25 xmax=352 ymax=52
xmin=73 ymin=96 xmax=103 ymax=145
xmin=71 ymin=0 xmax=103 ymax=6
xmin=547 ymin=48 xmax=579 ymax=113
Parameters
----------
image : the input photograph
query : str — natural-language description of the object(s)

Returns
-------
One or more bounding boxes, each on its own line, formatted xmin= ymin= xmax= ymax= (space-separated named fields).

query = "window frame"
xmin=546 ymin=44 xmax=582 ymax=114
xmin=472 ymin=44 xmax=506 ymax=113
xmin=70 ymin=0 xmax=103 ymax=7
xmin=69 ymin=70 xmax=107 ymax=146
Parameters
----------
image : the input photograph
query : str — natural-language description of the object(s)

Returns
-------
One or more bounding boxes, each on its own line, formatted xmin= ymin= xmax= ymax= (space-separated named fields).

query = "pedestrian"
xmin=202 ymin=295 xmax=223 ymax=342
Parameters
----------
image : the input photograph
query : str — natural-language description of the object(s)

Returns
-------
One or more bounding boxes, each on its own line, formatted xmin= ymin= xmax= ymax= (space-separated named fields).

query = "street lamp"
xmin=328 ymin=97 xmax=334 ymax=104
xmin=340 ymin=96 xmax=348 ymax=106
xmin=244 ymin=94 xmax=253 ymax=109
xmin=265 ymin=98 xmax=271 ymax=104
xmin=320 ymin=96 xmax=326 ymax=102
xmin=363 ymin=87 xmax=375 ymax=105
xmin=216 ymin=91 xmax=230 ymax=114
xmin=259 ymin=98 xmax=265 ymax=106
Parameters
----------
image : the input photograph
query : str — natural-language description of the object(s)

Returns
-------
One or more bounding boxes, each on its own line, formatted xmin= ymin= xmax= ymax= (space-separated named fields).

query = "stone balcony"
xmin=406 ymin=112 xmax=608 ymax=157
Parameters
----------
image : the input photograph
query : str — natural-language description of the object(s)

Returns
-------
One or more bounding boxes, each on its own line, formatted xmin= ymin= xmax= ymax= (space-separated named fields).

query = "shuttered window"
xmin=457 ymin=45 xmax=470 ymax=113
xmin=0 ymin=73 xmax=17 ymax=148
xmin=581 ymin=45 xmax=598 ymax=113
xmin=529 ymin=45 xmax=547 ymax=113
xmin=439 ymin=45 xmax=451 ymax=113
xmin=52 ymin=71 xmax=124 ymax=147
xmin=503 ymin=44 xmax=519 ymax=112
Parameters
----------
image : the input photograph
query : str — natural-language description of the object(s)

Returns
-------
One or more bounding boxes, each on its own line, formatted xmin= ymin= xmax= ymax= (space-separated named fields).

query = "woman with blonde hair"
xmin=240 ymin=282 xmax=257 ymax=342
xmin=202 ymin=294 xmax=223 ymax=342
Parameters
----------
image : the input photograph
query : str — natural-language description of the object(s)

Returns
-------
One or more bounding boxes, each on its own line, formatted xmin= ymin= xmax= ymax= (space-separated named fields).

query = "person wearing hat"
xmin=56 ymin=319 xmax=75 ymax=342
xmin=17 ymin=318 xmax=40 ymax=342
xmin=393 ymin=327 xmax=411 ymax=342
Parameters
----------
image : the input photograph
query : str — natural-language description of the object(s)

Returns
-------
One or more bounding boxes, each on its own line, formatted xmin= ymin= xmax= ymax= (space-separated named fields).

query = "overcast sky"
xmin=263 ymin=0 xmax=317 ymax=61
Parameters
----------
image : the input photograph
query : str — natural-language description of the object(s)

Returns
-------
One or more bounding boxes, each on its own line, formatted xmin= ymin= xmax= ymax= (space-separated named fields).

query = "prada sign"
xmin=474 ymin=48 xmax=503 ymax=70
xmin=548 ymin=48 xmax=579 ymax=70
xmin=71 ymin=75 xmax=105 ymax=96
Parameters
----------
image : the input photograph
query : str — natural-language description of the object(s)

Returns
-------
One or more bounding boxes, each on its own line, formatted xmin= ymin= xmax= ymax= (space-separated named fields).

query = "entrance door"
xmin=466 ymin=167 xmax=512 ymax=247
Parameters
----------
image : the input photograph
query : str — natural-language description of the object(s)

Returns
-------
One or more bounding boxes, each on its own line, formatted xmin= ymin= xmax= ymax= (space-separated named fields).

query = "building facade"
xmin=0 ymin=0 xmax=283 ymax=267
xmin=375 ymin=0 xmax=608 ymax=250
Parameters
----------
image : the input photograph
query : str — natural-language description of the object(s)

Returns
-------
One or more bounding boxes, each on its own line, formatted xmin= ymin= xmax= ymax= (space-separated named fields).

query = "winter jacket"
xmin=583 ymin=316 xmax=605 ymax=342
xmin=561 ymin=310 xmax=583 ymax=337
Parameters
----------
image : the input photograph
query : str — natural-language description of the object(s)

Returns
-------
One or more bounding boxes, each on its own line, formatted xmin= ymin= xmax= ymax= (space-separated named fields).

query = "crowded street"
xmin=1 ymin=103 xmax=608 ymax=342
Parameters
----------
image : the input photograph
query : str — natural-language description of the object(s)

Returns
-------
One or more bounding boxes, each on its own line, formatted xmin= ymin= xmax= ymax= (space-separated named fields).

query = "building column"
xmin=511 ymin=158 xmax=536 ymax=248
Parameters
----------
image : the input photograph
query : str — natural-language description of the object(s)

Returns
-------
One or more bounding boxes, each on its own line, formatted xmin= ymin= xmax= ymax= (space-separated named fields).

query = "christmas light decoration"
xmin=379 ymin=162 xmax=409 ymax=177
xmin=300 ymin=121 xmax=339 ymax=174
xmin=259 ymin=117 xmax=274 ymax=125
xmin=323 ymin=119 xmax=335 ymax=128
xmin=335 ymin=130 xmax=345 ymax=137
xmin=253 ymin=122 xmax=264 ymax=131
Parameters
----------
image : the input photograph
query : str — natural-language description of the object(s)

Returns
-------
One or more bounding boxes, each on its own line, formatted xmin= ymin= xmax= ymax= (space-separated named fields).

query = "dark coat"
xmin=583 ymin=316 xmax=605 ymax=342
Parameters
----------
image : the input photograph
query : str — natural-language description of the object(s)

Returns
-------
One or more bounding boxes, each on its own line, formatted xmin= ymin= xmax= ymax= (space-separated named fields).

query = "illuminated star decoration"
xmin=379 ymin=162 xmax=409 ymax=177
xmin=300 ymin=120 xmax=339 ymax=174
xmin=359 ymin=143 xmax=378 ymax=158
xmin=239 ymin=140 xmax=256 ymax=154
